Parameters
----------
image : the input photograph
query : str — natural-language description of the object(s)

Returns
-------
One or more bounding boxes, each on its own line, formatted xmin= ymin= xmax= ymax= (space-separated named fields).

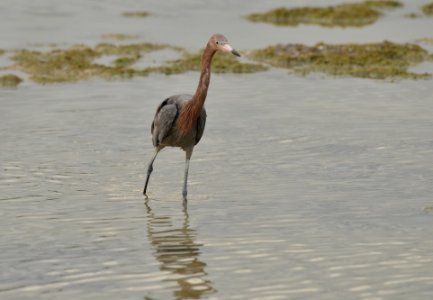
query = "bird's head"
xmin=209 ymin=34 xmax=241 ymax=57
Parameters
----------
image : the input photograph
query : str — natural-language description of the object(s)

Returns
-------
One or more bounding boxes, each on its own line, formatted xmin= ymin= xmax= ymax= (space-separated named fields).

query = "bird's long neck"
xmin=193 ymin=43 xmax=215 ymax=105
xmin=178 ymin=43 xmax=216 ymax=135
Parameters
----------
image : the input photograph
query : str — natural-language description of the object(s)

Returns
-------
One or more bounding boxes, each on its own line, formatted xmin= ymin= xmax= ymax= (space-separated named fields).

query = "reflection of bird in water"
xmin=144 ymin=204 xmax=216 ymax=299
xmin=143 ymin=33 xmax=240 ymax=202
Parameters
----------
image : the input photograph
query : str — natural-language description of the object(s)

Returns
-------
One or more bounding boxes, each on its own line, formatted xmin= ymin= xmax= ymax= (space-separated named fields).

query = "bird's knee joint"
xmin=147 ymin=165 xmax=153 ymax=175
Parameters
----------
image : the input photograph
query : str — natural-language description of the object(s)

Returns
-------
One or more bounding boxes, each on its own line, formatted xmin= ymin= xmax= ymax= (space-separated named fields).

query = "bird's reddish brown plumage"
xmin=177 ymin=43 xmax=216 ymax=136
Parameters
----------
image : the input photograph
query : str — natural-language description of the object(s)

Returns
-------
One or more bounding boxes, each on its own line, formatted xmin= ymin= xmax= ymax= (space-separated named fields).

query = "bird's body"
xmin=151 ymin=94 xmax=207 ymax=150
xmin=143 ymin=34 xmax=240 ymax=202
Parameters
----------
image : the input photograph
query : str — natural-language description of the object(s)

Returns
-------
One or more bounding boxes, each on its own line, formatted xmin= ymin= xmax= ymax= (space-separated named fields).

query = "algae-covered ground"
xmin=0 ymin=74 xmax=23 ymax=87
xmin=101 ymin=34 xmax=139 ymax=41
xmin=8 ymin=43 xmax=266 ymax=84
xmin=417 ymin=37 xmax=433 ymax=44
xmin=246 ymin=0 xmax=403 ymax=27
xmin=152 ymin=50 xmax=267 ymax=75
xmin=122 ymin=11 xmax=150 ymax=18
xmin=5 ymin=39 xmax=433 ymax=83
xmin=11 ymin=43 xmax=165 ymax=83
xmin=248 ymin=41 xmax=432 ymax=80
xmin=422 ymin=2 xmax=433 ymax=15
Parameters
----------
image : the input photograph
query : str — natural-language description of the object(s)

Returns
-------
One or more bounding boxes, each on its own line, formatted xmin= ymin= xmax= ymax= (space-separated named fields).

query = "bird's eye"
xmin=216 ymin=41 xmax=220 ymax=45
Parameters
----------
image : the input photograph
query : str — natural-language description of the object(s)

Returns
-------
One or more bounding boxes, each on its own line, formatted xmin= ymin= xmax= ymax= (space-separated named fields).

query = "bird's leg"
xmin=182 ymin=159 xmax=190 ymax=202
xmin=182 ymin=148 xmax=193 ymax=202
xmin=143 ymin=148 xmax=160 ymax=199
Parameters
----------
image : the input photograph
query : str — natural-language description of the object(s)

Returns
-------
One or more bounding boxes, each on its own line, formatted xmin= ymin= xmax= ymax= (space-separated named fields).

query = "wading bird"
xmin=143 ymin=33 xmax=240 ymax=202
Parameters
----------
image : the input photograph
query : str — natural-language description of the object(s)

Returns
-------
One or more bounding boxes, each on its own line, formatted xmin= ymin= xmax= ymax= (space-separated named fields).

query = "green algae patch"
xmin=113 ymin=56 xmax=140 ymax=67
xmin=153 ymin=51 xmax=267 ymax=75
xmin=364 ymin=0 xmax=402 ymax=9
xmin=248 ymin=41 xmax=431 ymax=80
xmin=417 ymin=38 xmax=433 ymax=44
xmin=10 ymin=43 xmax=168 ymax=83
xmin=0 ymin=74 xmax=23 ymax=87
xmin=404 ymin=12 xmax=421 ymax=18
xmin=422 ymin=2 xmax=433 ymax=15
xmin=0 ymin=49 xmax=5 ymax=56
xmin=101 ymin=33 xmax=139 ymax=41
xmin=12 ymin=46 xmax=99 ymax=83
xmin=245 ymin=1 xmax=402 ymax=27
xmin=122 ymin=11 xmax=150 ymax=18
xmin=94 ymin=43 xmax=167 ymax=56
xmin=423 ymin=206 xmax=433 ymax=212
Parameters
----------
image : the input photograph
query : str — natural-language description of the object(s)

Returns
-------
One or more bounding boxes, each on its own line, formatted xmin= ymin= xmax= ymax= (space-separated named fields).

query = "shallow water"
xmin=1 ymin=1 xmax=433 ymax=299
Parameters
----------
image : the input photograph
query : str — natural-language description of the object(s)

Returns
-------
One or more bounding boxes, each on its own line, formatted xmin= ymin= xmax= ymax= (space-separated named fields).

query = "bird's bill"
xmin=222 ymin=43 xmax=241 ymax=57
xmin=231 ymin=49 xmax=241 ymax=57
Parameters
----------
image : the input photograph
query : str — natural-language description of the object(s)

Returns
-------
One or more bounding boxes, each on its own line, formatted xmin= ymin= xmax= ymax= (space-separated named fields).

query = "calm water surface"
xmin=1 ymin=1 xmax=433 ymax=299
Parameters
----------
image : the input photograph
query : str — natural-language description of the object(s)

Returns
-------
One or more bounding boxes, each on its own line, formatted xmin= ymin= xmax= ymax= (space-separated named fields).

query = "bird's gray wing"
xmin=195 ymin=108 xmax=207 ymax=145
xmin=151 ymin=98 xmax=179 ymax=147
xmin=151 ymin=98 xmax=169 ymax=135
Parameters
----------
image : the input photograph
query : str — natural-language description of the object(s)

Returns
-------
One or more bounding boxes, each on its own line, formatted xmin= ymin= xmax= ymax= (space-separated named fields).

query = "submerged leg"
xmin=182 ymin=148 xmax=193 ymax=202
xmin=143 ymin=148 xmax=160 ymax=198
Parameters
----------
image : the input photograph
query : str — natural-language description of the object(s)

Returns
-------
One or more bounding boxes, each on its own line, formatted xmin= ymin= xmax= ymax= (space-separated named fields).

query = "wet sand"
xmin=1 ymin=0 xmax=433 ymax=299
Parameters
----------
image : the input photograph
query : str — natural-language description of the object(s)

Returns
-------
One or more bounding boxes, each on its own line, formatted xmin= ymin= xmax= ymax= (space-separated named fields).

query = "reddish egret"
xmin=143 ymin=33 xmax=240 ymax=202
